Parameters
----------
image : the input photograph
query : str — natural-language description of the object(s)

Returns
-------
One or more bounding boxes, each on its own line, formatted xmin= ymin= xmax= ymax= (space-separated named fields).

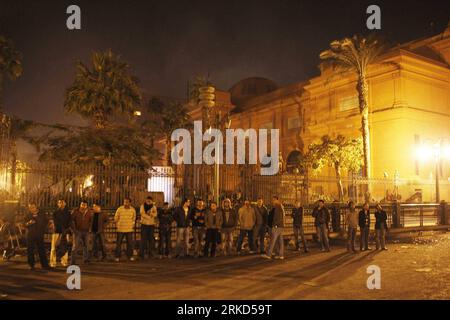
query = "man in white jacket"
xmin=139 ymin=196 xmax=158 ymax=259
xmin=114 ymin=197 xmax=136 ymax=262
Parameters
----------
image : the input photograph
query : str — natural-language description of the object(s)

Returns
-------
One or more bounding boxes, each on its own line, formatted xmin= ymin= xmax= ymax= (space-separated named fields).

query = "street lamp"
xmin=415 ymin=139 xmax=450 ymax=202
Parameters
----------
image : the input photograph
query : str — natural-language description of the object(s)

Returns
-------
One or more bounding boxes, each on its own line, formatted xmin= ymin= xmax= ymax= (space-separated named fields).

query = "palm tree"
xmin=146 ymin=97 xmax=191 ymax=166
xmin=0 ymin=36 xmax=23 ymax=110
xmin=319 ymin=34 xmax=389 ymax=179
xmin=65 ymin=50 xmax=141 ymax=128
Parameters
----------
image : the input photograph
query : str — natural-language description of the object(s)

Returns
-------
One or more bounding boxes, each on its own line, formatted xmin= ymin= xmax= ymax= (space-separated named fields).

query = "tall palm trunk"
xmin=357 ymin=75 xmax=371 ymax=179
xmin=358 ymin=74 xmax=372 ymax=201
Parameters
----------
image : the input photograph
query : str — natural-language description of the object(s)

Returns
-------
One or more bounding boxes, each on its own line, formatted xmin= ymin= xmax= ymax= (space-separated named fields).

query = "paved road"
xmin=0 ymin=233 xmax=449 ymax=300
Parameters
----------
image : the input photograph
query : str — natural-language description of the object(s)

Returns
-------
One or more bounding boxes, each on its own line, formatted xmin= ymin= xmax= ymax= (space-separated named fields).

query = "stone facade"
xmin=175 ymin=23 xmax=450 ymax=202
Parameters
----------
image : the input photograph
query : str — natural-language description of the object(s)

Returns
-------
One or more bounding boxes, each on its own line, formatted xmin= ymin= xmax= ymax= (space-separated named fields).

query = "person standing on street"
xmin=204 ymin=201 xmax=223 ymax=257
xmin=173 ymin=198 xmax=191 ymax=258
xmin=158 ymin=202 xmax=174 ymax=258
xmin=71 ymin=200 xmax=93 ymax=265
xmin=91 ymin=202 xmax=109 ymax=261
xmin=312 ymin=200 xmax=330 ymax=252
xmin=220 ymin=198 xmax=237 ymax=256
xmin=236 ymin=199 xmax=256 ymax=254
xmin=139 ymin=196 xmax=158 ymax=259
xmin=345 ymin=201 xmax=358 ymax=253
xmin=358 ymin=202 xmax=372 ymax=251
xmin=189 ymin=199 xmax=207 ymax=258
xmin=262 ymin=196 xmax=286 ymax=260
xmin=114 ymin=197 xmax=136 ymax=262
xmin=253 ymin=198 xmax=269 ymax=254
xmin=375 ymin=203 xmax=388 ymax=250
xmin=25 ymin=203 xmax=51 ymax=271
xmin=50 ymin=199 xmax=71 ymax=267
xmin=292 ymin=201 xmax=308 ymax=253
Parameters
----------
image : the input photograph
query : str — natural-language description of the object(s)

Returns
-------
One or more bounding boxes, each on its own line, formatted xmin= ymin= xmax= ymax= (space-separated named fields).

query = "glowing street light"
xmin=415 ymin=138 xmax=450 ymax=202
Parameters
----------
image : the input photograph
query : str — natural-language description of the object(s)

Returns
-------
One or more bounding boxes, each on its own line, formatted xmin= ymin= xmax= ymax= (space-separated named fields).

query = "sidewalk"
xmin=0 ymin=232 xmax=449 ymax=300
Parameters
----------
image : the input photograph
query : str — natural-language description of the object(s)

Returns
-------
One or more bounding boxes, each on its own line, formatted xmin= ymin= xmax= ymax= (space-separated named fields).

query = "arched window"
xmin=286 ymin=150 xmax=304 ymax=174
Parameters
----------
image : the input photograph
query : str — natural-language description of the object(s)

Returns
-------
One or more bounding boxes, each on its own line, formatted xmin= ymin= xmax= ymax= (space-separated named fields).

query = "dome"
xmin=229 ymin=77 xmax=278 ymax=107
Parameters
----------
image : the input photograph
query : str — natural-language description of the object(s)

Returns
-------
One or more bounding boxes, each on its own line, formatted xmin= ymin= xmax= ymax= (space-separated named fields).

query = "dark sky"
xmin=0 ymin=0 xmax=449 ymax=125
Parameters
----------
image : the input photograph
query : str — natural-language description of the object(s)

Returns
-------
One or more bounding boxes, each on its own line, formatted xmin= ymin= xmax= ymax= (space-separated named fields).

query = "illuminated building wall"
xmin=181 ymin=23 xmax=450 ymax=202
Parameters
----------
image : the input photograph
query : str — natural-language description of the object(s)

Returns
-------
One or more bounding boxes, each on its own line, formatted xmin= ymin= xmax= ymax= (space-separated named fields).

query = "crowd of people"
xmin=20 ymin=195 xmax=389 ymax=271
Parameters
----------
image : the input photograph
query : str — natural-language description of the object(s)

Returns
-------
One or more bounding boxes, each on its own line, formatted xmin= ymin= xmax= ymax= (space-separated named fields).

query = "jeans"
xmin=267 ymin=227 xmax=284 ymax=257
xmin=176 ymin=228 xmax=190 ymax=257
xmin=115 ymin=232 xmax=133 ymax=259
xmin=316 ymin=224 xmax=330 ymax=251
xmin=347 ymin=226 xmax=357 ymax=251
xmin=253 ymin=225 xmax=267 ymax=253
xmin=221 ymin=228 xmax=234 ymax=255
xmin=360 ymin=226 xmax=370 ymax=250
xmin=71 ymin=231 xmax=90 ymax=264
xmin=50 ymin=233 xmax=69 ymax=266
xmin=204 ymin=229 xmax=220 ymax=257
xmin=293 ymin=226 xmax=308 ymax=251
xmin=192 ymin=226 xmax=206 ymax=256
xmin=159 ymin=227 xmax=171 ymax=256
xmin=140 ymin=224 xmax=155 ymax=258
xmin=236 ymin=229 xmax=255 ymax=252
xmin=91 ymin=232 xmax=107 ymax=259
xmin=27 ymin=235 xmax=49 ymax=268
xmin=376 ymin=226 xmax=386 ymax=249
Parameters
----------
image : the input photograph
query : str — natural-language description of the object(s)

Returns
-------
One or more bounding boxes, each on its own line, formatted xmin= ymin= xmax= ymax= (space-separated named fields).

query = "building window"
xmin=287 ymin=116 xmax=300 ymax=130
xmin=338 ymin=95 xmax=358 ymax=112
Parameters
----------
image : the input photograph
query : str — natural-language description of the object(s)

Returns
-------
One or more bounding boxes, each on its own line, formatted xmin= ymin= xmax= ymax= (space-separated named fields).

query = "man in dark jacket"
xmin=71 ymin=200 xmax=93 ymax=264
xmin=253 ymin=198 xmax=269 ymax=254
xmin=262 ymin=196 xmax=286 ymax=260
xmin=220 ymin=198 xmax=237 ymax=256
xmin=189 ymin=199 xmax=206 ymax=257
xmin=358 ymin=202 xmax=372 ymax=251
xmin=375 ymin=203 xmax=388 ymax=250
xmin=91 ymin=202 xmax=109 ymax=261
xmin=173 ymin=198 xmax=191 ymax=257
xmin=50 ymin=199 xmax=71 ymax=267
xmin=292 ymin=201 xmax=308 ymax=253
xmin=204 ymin=201 xmax=223 ymax=257
xmin=312 ymin=200 xmax=330 ymax=252
xmin=25 ymin=203 xmax=50 ymax=270
xmin=158 ymin=202 xmax=173 ymax=258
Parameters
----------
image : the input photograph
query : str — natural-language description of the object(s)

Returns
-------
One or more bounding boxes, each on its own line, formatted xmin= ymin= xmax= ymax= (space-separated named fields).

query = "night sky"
xmin=0 ymin=0 xmax=449 ymax=126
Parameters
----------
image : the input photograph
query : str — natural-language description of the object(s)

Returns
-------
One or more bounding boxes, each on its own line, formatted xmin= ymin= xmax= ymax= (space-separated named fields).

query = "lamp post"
xmin=415 ymin=139 xmax=450 ymax=203
xmin=198 ymin=85 xmax=217 ymax=203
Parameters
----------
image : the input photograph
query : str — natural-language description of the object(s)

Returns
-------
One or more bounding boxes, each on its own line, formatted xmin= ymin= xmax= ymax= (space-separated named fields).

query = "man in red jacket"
xmin=71 ymin=200 xmax=93 ymax=265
